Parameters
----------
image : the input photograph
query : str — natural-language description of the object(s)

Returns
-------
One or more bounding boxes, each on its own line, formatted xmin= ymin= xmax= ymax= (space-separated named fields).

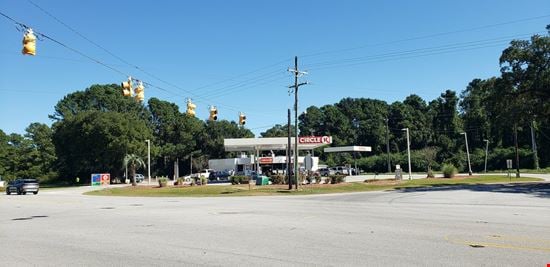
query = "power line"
xmin=300 ymin=14 xmax=550 ymax=58
xmin=0 ymin=10 xmax=131 ymax=78
xmin=308 ymin=43 xmax=510 ymax=71
xmin=0 ymin=9 xmax=282 ymax=118
xmin=302 ymin=32 xmax=542 ymax=71
xmin=198 ymin=69 xmax=286 ymax=99
xmin=26 ymin=0 xmax=294 ymax=104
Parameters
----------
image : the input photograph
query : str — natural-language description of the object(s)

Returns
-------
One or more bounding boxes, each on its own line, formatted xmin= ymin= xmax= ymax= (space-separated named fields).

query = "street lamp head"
xmin=401 ymin=128 xmax=407 ymax=131
xmin=484 ymin=139 xmax=489 ymax=142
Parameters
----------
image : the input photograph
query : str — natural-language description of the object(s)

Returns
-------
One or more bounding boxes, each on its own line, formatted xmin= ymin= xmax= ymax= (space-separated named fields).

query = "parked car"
xmin=134 ymin=174 xmax=145 ymax=183
xmin=191 ymin=169 xmax=215 ymax=179
xmin=318 ymin=167 xmax=335 ymax=176
xmin=5 ymin=179 xmax=39 ymax=195
xmin=209 ymin=170 xmax=232 ymax=181
xmin=333 ymin=166 xmax=348 ymax=175
xmin=235 ymin=170 xmax=258 ymax=177
xmin=332 ymin=166 xmax=358 ymax=175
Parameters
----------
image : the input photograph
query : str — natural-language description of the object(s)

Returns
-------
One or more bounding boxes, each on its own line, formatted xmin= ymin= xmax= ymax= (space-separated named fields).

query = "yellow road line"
xmin=444 ymin=235 xmax=550 ymax=252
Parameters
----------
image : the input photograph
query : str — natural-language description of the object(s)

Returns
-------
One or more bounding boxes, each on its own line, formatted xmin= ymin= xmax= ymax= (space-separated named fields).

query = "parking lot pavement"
xmin=1 ymin=180 xmax=550 ymax=266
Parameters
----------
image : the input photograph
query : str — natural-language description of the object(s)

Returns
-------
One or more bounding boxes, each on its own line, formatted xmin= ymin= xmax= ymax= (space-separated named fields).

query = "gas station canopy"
xmin=224 ymin=136 xmax=332 ymax=152
xmin=324 ymin=146 xmax=372 ymax=153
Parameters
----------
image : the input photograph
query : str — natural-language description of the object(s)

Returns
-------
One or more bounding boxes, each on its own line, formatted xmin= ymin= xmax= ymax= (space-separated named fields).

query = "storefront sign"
xmin=91 ymin=173 xmax=110 ymax=186
xmin=259 ymin=157 xmax=273 ymax=164
xmin=298 ymin=136 xmax=332 ymax=145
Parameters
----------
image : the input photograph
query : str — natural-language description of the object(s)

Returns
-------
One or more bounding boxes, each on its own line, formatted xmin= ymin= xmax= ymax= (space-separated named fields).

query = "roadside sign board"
xmin=506 ymin=159 xmax=513 ymax=169
xmin=91 ymin=173 xmax=110 ymax=186
xmin=304 ymin=154 xmax=313 ymax=171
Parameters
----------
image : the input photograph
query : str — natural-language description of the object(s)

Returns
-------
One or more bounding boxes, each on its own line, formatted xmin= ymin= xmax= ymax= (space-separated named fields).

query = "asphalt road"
xmin=1 ymin=181 xmax=549 ymax=266
xmin=345 ymin=172 xmax=550 ymax=182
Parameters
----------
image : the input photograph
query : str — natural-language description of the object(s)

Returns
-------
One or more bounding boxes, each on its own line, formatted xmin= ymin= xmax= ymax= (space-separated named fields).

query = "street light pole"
xmin=461 ymin=132 xmax=472 ymax=176
xmin=145 ymin=139 xmax=151 ymax=184
xmin=401 ymin=128 xmax=411 ymax=180
xmin=385 ymin=118 xmax=391 ymax=173
xmin=483 ymin=139 xmax=489 ymax=173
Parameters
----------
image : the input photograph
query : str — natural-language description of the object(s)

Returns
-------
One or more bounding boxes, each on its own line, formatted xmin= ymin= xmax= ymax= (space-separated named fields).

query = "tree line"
xmin=264 ymin=27 xmax=550 ymax=173
xmin=0 ymin=27 xmax=548 ymax=183
xmin=1 ymin=85 xmax=253 ymax=183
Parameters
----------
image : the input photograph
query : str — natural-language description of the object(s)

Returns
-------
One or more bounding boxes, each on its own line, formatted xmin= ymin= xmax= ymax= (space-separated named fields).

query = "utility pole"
xmin=514 ymin=124 xmax=520 ymax=178
xmin=460 ymin=132 xmax=473 ymax=176
xmin=530 ymin=120 xmax=540 ymax=170
xmin=402 ymin=128 xmax=411 ymax=180
xmin=385 ymin=118 xmax=391 ymax=173
xmin=287 ymin=109 xmax=292 ymax=190
xmin=483 ymin=139 xmax=489 ymax=173
xmin=146 ymin=139 xmax=151 ymax=184
xmin=288 ymin=56 xmax=308 ymax=190
xmin=174 ymin=158 xmax=179 ymax=180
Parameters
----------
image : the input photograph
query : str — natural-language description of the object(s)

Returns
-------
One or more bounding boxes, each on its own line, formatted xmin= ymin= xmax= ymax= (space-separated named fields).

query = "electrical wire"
xmin=26 ymin=0 xmax=293 ymax=105
xmin=5 ymin=6 xmax=548 ymax=125
xmin=300 ymin=14 xmax=550 ymax=58
xmin=0 ymin=9 xmax=284 ymax=118
xmin=302 ymin=32 xmax=543 ymax=71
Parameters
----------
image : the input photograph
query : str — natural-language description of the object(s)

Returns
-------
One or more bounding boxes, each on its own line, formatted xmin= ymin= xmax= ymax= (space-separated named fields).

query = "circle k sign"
xmin=298 ymin=136 xmax=332 ymax=145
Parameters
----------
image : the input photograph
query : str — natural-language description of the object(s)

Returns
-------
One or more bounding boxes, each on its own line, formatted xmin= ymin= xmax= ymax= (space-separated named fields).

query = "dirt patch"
xmin=364 ymin=179 xmax=402 ymax=186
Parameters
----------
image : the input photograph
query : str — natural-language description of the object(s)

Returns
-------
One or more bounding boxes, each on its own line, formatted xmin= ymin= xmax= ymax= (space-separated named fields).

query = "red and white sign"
xmin=259 ymin=157 xmax=273 ymax=164
xmin=298 ymin=136 xmax=332 ymax=145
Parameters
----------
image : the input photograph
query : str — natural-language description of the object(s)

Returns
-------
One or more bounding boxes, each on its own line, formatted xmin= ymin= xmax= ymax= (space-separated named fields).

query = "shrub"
xmin=427 ymin=170 xmax=435 ymax=178
xmin=314 ymin=175 xmax=322 ymax=184
xmin=270 ymin=174 xmax=285 ymax=185
xmin=442 ymin=164 xmax=457 ymax=178
xmin=158 ymin=177 xmax=168 ymax=187
xmin=174 ymin=177 xmax=184 ymax=186
xmin=330 ymin=175 xmax=346 ymax=184
xmin=303 ymin=173 xmax=310 ymax=184
xmin=231 ymin=175 xmax=248 ymax=185
xmin=200 ymin=176 xmax=208 ymax=186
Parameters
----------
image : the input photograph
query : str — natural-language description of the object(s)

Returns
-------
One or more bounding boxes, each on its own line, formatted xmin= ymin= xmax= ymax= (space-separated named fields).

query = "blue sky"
xmin=1 ymin=0 xmax=549 ymax=136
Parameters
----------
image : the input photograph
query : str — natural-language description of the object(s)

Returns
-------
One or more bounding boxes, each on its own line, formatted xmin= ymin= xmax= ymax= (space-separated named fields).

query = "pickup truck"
xmin=191 ymin=169 xmax=215 ymax=179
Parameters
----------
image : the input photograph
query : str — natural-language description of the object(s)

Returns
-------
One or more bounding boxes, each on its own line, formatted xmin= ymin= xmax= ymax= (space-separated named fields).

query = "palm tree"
xmin=124 ymin=154 xmax=145 ymax=186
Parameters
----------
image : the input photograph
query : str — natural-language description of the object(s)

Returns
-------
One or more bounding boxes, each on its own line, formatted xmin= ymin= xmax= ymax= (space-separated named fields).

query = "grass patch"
xmin=84 ymin=175 xmax=544 ymax=197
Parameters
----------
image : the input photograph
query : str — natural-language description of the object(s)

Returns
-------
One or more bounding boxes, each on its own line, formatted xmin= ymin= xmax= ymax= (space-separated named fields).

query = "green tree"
xmin=299 ymin=106 xmax=324 ymax=136
xmin=201 ymin=120 xmax=254 ymax=159
xmin=498 ymin=27 xmax=550 ymax=167
xmin=0 ymin=130 xmax=8 ymax=179
xmin=24 ymin=123 xmax=57 ymax=181
xmin=336 ymin=98 xmax=389 ymax=153
xmin=0 ymin=129 xmax=55 ymax=181
xmin=403 ymin=95 xmax=432 ymax=149
xmin=431 ymin=90 xmax=462 ymax=161
xmin=124 ymin=154 xmax=145 ymax=186
xmin=50 ymin=84 xmax=151 ymax=122
xmin=500 ymin=27 xmax=550 ymax=118
xmin=261 ymin=124 xmax=295 ymax=137
xmin=53 ymin=111 xmax=152 ymax=182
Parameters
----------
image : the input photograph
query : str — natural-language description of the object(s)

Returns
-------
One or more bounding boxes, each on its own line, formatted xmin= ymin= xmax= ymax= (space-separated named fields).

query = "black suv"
xmin=209 ymin=171 xmax=231 ymax=181
xmin=5 ymin=179 xmax=39 ymax=195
